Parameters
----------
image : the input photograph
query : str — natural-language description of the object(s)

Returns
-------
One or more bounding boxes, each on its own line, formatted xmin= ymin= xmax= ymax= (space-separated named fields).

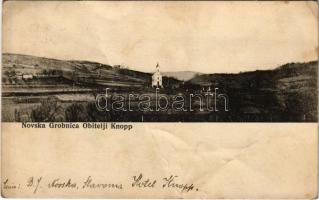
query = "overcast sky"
xmin=3 ymin=1 xmax=318 ymax=73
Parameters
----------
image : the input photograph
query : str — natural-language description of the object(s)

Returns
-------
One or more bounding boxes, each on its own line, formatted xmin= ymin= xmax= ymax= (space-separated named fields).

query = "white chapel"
xmin=152 ymin=63 xmax=163 ymax=88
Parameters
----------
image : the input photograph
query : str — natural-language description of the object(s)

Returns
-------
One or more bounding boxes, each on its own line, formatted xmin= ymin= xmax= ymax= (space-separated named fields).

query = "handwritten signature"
xmin=3 ymin=173 xmax=199 ymax=194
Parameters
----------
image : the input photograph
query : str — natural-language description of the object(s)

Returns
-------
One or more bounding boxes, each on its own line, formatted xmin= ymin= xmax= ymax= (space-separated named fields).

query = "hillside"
xmin=188 ymin=61 xmax=318 ymax=121
xmin=2 ymin=53 xmax=180 ymax=90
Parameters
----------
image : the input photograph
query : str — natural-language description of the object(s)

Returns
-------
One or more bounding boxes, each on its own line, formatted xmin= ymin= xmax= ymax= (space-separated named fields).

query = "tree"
xmin=65 ymin=103 xmax=88 ymax=122
xmin=31 ymin=97 xmax=63 ymax=122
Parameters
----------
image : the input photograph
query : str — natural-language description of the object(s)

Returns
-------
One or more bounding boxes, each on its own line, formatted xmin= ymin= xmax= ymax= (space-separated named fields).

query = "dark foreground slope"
xmin=188 ymin=61 xmax=318 ymax=121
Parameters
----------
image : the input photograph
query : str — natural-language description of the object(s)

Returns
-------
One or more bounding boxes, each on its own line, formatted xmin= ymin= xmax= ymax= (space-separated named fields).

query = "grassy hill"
xmin=2 ymin=53 xmax=148 ymax=87
xmin=2 ymin=53 xmax=180 ymax=91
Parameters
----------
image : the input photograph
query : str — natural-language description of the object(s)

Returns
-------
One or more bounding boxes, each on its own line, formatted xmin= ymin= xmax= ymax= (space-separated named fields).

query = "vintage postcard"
xmin=1 ymin=1 xmax=318 ymax=198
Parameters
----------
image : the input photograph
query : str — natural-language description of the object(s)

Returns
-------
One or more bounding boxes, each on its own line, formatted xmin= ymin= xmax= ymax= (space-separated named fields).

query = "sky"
xmin=3 ymin=1 xmax=318 ymax=73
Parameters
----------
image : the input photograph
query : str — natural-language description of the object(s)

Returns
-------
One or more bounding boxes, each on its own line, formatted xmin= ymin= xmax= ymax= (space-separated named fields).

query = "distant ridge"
xmin=162 ymin=71 xmax=203 ymax=81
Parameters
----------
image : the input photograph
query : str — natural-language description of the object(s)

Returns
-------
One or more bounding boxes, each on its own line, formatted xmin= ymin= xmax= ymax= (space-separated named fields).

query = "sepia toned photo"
xmin=1 ymin=1 xmax=318 ymax=198
xmin=2 ymin=1 xmax=318 ymax=123
xmin=2 ymin=53 xmax=317 ymax=122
